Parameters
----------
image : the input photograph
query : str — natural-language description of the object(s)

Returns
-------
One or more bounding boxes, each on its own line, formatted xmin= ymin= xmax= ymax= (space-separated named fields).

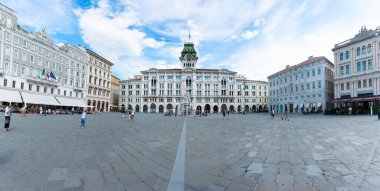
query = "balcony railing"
xmin=26 ymin=75 xmax=58 ymax=87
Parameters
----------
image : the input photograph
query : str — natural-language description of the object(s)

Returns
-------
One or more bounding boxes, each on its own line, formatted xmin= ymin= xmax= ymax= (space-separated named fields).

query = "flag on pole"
xmin=50 ymin=71 xmax=56 ymax=80
xmin=41 ymin=69 xmax=46 ymax=77
xmin=46 ymin=71 xmax=50 ymax=79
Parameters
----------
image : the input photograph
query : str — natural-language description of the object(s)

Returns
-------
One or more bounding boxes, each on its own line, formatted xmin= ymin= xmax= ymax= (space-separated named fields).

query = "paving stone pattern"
xmin=0 ymin=113 xmax=379 ymax=191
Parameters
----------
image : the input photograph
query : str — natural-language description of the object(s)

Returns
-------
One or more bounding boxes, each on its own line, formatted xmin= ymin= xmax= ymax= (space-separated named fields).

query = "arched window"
xmin=358 ymin=80 xmax=361 ymax=88
xmin=368 ymin=44 xmax=372 ymax=53
xmin=362 ymin=45 xmax=366 ymax=54
xmin=369 ymin=79 xmax=373 ymax=87
xmin=221 ymin=78 xmax=226 ymax=86
xmin=346 ymin=82 xmax=350 ymax=90
xmin=363 ymin=80 xmax=367 ymax=88
xmin=345 ymin=51 xmax=349 ymax=59
xmin=186 ymin=77 xmax=192 ymax=86
xmin=341 ymin=83 xmax=344 ymax=90
xmin=340 ymin=52 xmax=344 ymax=61
xmin=151 ymin=78 xmax=156 ymax=86
xmin=357 ymin=47 xmax=361 ymax=56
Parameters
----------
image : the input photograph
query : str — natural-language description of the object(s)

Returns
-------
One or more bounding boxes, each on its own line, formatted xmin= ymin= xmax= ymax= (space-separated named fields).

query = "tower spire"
xmin=188 ymin=29 xmax=191 ymax=42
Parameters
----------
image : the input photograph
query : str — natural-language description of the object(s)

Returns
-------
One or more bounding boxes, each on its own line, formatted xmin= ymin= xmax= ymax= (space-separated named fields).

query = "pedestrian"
xmin=284 ymin=108 xmax=289 ymax=121
xmin=121 ymin=107 xmax=126 ymax=118
xmin=222 ymin=109 xmax=226 ymax=120
xmin=80 ymin=110 xmax=86 ymax=128
xmin=131 ymin=109 xmax=135 ymax=121
xmin=4 ymin=104 xmax=11 ymax=132
xmin=44 ymin=107 xmax=47 ymax=116
xmin=128 ymin=109 xmax=132 ymax=121
xmin=271 ymin=109 xmax=275 ymax=119
xmin=72 ymin=107 xmax=75 ymax=115
xmin=40 ymin=106 xmax=43 ymax=114
xmin=227 ymin=110 xmax=230 ymax=119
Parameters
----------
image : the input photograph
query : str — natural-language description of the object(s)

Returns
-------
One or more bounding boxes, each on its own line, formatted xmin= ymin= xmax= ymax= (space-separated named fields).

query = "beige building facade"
xmin=110 ymin=75 xmax=120 ymax=111
xmin=86 ymin=49 xmax=113 ymax=112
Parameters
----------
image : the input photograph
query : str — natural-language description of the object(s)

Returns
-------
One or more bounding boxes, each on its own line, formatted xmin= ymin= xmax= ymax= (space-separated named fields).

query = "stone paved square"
xmin=1 ymin=113 xmax=380 ymax=191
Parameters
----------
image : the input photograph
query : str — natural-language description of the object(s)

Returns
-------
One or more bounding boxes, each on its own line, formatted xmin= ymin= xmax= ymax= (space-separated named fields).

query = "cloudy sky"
xmin=2 ymin=0 xmax=380 ymax=80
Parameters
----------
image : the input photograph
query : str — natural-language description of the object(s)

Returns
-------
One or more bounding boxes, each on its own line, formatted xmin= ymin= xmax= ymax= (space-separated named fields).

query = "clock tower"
xmin=180 ymin=37 xmax=198 ymax=71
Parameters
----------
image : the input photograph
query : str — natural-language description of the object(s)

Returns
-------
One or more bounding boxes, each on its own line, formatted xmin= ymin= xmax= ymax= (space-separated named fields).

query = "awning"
xmin=55 ymin=96 xmax=91 ymax=107
xmin=20 ymin=92 xmax=60 ymax=105
xmin=300 ymin=104 xmax=304 ymax=108
xmin=317 ymin=102 xmax=322 ymax=107
xmin=0 ymin=88 xmax=23 ymax=103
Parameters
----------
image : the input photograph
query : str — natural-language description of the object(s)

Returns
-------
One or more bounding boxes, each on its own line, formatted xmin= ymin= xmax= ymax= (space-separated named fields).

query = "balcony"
xmin=26 ymin=75 xmax=58 ymax=87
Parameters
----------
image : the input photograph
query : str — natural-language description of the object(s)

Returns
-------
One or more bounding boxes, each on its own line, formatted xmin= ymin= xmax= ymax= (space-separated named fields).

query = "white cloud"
xmin=241 ymin=30 xmax=259 ymax=40
xmin=142 ymin=38 xmax=165 ymax=49
xmin=1 ymin=0 xmax=76 ymax=34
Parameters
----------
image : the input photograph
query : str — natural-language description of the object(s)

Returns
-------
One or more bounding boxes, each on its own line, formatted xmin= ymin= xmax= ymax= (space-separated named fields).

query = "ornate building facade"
xmin=86 ymin=49 xmax=113 ymax=112
xmin=119 ymin=41 xmax=268 ymax=113
xmin=0 ymin=3 xmax=88 ymax=107
xmin=332 ymin=26 xmax=380 ymax=113
xmin=110 ymin=75 xmax=120 ymax=111
xmin=268 ymin=56 xmax=334 ymax=113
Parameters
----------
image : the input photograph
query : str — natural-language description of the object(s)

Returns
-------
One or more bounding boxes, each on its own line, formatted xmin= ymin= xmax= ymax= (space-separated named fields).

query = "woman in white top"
xmin=4 ymin=104 xmax=11 ymax=132
xmin=81 ymin=110 xmax=86 ymax=128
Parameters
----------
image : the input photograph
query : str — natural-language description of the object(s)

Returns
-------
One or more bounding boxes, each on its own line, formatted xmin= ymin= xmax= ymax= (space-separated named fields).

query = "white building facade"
xmin=119 ymin=41 xmax=268 ymax=113
xmin=332 ymin=26 xmax=380 ymax=113
xmin=0 ymin=4 xmax=88 ymax=107
xmin=268 ymin=56 xmax=334 ymax=113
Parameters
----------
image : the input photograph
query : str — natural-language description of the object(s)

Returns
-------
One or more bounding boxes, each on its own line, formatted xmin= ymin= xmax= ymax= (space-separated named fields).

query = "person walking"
xmin=80 ymin=110 xmax=86 ymax=128
xmin=72 ymin=107 xmax=75 ymax=115
xmin=222 ymin=109 xmax=226 ymax=120
xmin=227 ymin=110 xmax=230 ymax=119
xmin=271 ymin=109 xmax=275 ymax=120
xmin=131 ymin=109 xmax=135 ymax=121
xmin=284 ymin=108 xmax=289 ymax=121
xmin=4 ymin=104 xmax=11 ymax=132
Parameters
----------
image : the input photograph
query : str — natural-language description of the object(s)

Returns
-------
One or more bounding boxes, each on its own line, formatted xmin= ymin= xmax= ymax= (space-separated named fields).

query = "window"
xmin=369 ymin=79 xmax=373 ymax=87
xmin=345 ymin=51 xmax=349 ymax=59
xmin=362 ymin=61 xmax=366 ymax=71
xmin=12 ymin=63 xmax=18 ymax=76
xmin=362 ymin=45 xmax=366 ymax=54
xmin=307 ymin=71 xmax=310 ymax=78
xmin=45 ymin=60 xmax=49 ymax=68
xmin=358 ymin=80 xmax=361 ymax=88
xmin=368 ymin=59 xmax=372 ymax=70
xmin=318 ymin=81 xmax=321 ymax=88
xmin=12 ymin=81 xmax=16 ymax=88
xmin=368 ymin=44 xmax=372 ymax=53
xmin=340 ymin=52 xmax=343 ymax=61
xmin=346 ymin=82 xmax=350 ymax=90
xmin=3 ymin=79 xmax=7 ymax=87
xmin=30 ymin=55 xmax=34 ymax=63
xmin=14 ymin=48 xmax=18 ymax=58
xmin=29 ymin=84 xmax=32 ymax=91
xmin=357 ymin=62 xmax=361 ymax=72
xmin=341 ymin=83 xmax=344 ymax=90
xmin=5 ymin=45 xmax=10 ymax=55
xmin=21 ymin=66 xmax=26 ymax=76
xmin=38 ymin=57 xmax=42 ymax=65
xmin=318 ymin=68 xmax=321 ymax=75
xmin=363 ymin=80 xmax=367 ymax=88
xmin=346 ymin=65 xmax=350 ymax=74
xmin=357 ymin=47 xmax=360 ymax=56
xmin=312 ymin=69 xmax=315 ymax=76
xmin=4 ymin=61 xmax=9 ymax=73
xmin=340 ymin=66 xmax=344 ymax=75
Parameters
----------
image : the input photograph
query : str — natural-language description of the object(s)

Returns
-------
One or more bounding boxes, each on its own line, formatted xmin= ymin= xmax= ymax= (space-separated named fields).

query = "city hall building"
xmin=268 ymin=56 xmax=334 ymax=113
xmin=0 ymin=4 xmax=89 ymax=108
xmin=119 ymin=40 xmax=268 ymax=113
xmin=332 ymin=26 xmax=380 ymax=114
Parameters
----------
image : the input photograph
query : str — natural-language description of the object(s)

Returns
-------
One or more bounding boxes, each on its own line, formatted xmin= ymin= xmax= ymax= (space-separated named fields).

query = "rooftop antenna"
xmin=188 ymin=29 xmax=191 ymax=42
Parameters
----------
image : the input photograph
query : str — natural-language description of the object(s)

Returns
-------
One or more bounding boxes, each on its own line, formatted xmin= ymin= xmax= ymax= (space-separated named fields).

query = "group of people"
xmin=271 ymin=108 xmax=290 ymax=121
xmin=121 ymin=107 xmax=135 ymax=121
xmin=221 ymin=109 xmax=231 ymax=120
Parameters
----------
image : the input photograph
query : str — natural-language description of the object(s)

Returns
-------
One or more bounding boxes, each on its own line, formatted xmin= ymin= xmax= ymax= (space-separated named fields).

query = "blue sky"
xmin=2 ymin=0 xmax=380 ymax=80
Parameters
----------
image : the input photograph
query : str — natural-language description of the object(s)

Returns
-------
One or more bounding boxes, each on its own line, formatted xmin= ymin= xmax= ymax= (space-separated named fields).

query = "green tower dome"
xmin=181 ymin=42 xmax=197 ymax=57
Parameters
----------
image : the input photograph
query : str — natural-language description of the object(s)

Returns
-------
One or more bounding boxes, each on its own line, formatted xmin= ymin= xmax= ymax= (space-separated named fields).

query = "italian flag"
xmin=41 ymin=69 xmax=50 ymax=79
